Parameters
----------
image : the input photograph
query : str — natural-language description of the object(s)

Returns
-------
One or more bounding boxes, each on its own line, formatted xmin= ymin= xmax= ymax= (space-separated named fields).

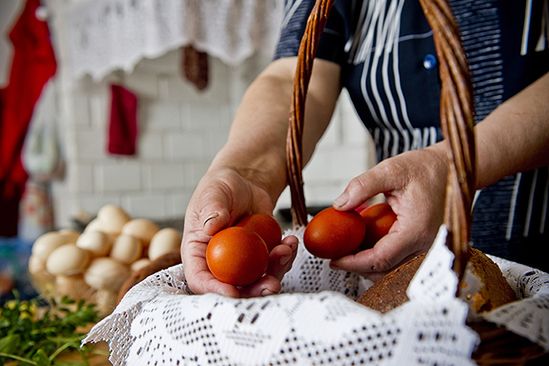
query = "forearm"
xmin=427 ymin=73 xmax=549 ymax=191
xmin=210 ymin=64 xmax=293 ymax=202
xmin=474 ymin=72 xmax=549 ymax=188
xmin=210 ymin=58 xmax=341 ymax=202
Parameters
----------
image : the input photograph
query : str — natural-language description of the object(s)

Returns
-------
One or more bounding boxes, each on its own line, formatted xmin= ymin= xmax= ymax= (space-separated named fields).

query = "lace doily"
xmin=60 ymin=0 xmax=284 ymax=80
xmin=482 ymin=255 xmax=549 ymax=349
xmin=85 ymin=226 xmax=489 ymax=365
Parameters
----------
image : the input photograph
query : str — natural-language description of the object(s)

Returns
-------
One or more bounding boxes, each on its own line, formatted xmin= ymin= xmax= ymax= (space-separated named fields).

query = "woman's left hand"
xmin=330 ymin=145 xmax=449 ymax=280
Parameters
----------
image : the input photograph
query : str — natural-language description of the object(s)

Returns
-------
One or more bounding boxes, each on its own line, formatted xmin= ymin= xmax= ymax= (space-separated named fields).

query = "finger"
xmin=236 ymin=236 xmax=297 ymax=298
xmin=185 ymin=177 xmax=243 ymax=236
xmin=182 ymin=230 xmax=239 ymax=297
xmin=266 ymin=236 xmax=299 ymax=280
xmin=196 ymin=194 xmax=233 ymax=236
xmin=361 ymin=272 xmax=388 ymax=282
xmin=357 ymin=247 xmax=428 ymax=282
xmin=333 ymin=161 xmax=405 ymax=211
xmin=330 ymin=231 xmax=417 ymax=274
xmin=189 ymin=268 xmax=241 ymax=297
xmin=238 ymin=236 xmax=299 ymax=297
xmin=239 ymin=275 xmax=282 ymax=298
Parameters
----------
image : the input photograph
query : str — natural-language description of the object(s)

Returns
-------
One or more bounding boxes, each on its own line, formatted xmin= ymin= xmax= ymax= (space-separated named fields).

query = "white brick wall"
xmin=94 ymin=161 xmax=142 ymax=192
xmin=138 ymin=133 xmax=164 ymax=160
xmin=166 ymin=192 xmax=192 ymax=219
xmin=52 ymin=49 xmax=374 ymax=227
xmin=144 ymin=101 xmax=182 ymax=131
xmin=121 ymin=193 xmax=168 ymax=218
xmin=275 ymin=89 xmax=374 ymax=212
xmin=164 ymin=132 xmax=206 ymax=161
xmin=66 ymin=163 xmax=94 ymax=194
xmin=144 ymin=163 xmax=186 ymax=190
xmin=0 ymin=1 xmax=23 ymax=87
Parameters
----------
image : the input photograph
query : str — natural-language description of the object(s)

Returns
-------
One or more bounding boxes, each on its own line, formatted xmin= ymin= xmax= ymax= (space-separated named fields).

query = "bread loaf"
xmin=357 ymin=248 xmax=516 ymax=314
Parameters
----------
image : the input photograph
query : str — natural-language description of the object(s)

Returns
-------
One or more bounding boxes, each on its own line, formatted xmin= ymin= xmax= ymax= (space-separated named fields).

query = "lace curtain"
xmin=60 ymin=0 xmax=284 ymax=80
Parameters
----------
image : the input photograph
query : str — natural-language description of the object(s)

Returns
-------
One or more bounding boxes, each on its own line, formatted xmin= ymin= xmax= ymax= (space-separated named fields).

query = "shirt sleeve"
xmin=273 ymin=0 xmax=346 ymax=65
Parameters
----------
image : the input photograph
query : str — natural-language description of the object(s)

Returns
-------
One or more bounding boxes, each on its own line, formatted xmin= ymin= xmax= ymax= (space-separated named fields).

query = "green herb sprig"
xmin=0 ymin=295 xmax=101 ymax=366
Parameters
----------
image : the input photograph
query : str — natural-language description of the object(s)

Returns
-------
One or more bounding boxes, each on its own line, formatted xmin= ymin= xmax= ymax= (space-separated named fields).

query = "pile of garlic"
xmin=28 ymin=204 xmax=182 ymax=315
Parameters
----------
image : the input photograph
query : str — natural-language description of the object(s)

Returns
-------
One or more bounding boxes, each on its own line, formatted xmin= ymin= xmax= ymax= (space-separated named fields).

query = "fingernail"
xmin=280 ymin=255 xmax=291 ymax=266
xmin=334 ymin=193 xmax=349 ymax=208
xmin=261 ymin=288 xmax=274 ymax=296
xmin=203 ymin=213 xmax=219 ymax=227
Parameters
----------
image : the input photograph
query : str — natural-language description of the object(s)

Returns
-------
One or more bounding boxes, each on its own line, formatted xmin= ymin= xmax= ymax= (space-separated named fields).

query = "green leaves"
xmin=33 ymin=350 xmax=50 ymax=366
xmin=0 ymin=296 xmax=99 ymax=365
xmin=0 ymin=334 xmax=20 ymax=354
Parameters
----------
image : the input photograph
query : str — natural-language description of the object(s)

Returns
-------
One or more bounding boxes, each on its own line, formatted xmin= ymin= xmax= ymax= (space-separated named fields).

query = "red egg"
xmin=303 ymin=208 xmax=366 ymax=259
xmin=359 ymin=203 xmax=397 ymax=249
xmin=236 ymin=213 xmax=282 ymax=252
xmin=206 ymin=227 xmax=269 ymax=286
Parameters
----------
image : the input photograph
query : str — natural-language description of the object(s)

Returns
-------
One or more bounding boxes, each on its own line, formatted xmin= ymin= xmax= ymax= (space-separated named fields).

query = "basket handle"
xmin=285 ymin=0 xmax=476 ymax=280
xmin=286 ymin=0 xmax=335 ymax=228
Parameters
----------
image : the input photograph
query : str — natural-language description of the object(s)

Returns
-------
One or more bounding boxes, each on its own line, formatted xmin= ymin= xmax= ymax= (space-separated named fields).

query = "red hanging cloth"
xmin=107 ymin=83 xmax=139 ymax=156
xmin=0 ymin=0 xmax=57 ymax=237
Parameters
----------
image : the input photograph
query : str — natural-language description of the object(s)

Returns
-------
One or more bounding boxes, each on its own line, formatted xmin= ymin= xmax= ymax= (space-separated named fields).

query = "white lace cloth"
xmin=483 ymin=255 xmax=549 ymax=349
xmin=62 ymin=0 xmax=284 ymax=80
xmin=84 ymin=226 xmax=549 ymax=365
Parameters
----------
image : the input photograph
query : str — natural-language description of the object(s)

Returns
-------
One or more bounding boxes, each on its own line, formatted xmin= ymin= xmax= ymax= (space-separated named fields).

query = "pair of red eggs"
xmin=304 ymin=203 xmax=397 ymax=259
xmin=206 ymin=214 xmax=281 ymax=287
xmin=206 ymin=203 xmax=396 ymax=286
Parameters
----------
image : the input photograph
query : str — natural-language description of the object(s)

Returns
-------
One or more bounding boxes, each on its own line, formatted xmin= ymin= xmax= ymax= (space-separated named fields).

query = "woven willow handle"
xmin=286 ymin=0 xmax=335 ymax=227
xmin=285 ymin=0 xmax=476 ymax=280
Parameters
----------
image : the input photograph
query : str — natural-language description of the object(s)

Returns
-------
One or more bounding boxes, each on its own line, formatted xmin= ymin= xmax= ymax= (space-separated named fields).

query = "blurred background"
xmin=0 ymin=0 xmax=374 ymax=300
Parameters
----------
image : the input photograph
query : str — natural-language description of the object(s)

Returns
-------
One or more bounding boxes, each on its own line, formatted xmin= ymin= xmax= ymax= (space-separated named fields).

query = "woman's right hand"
xmin=181 ymin=167 xmax=298 ymax=298
xmin=180 ymin=58 xmax=341 ymax=297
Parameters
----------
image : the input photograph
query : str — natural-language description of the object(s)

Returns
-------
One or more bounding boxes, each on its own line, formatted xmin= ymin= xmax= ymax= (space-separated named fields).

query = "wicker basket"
xmin=112 ymin=0 xmax=548 ymax=363
xmin=285 ymin=0 xmax=546 ymax=363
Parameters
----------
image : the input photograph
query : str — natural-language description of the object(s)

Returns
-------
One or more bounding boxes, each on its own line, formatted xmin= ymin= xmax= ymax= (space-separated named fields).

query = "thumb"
xmin=189 ymin=184 xmax=234 ymax=236
xmin=202 ymin=210 xmax=230 ymax=236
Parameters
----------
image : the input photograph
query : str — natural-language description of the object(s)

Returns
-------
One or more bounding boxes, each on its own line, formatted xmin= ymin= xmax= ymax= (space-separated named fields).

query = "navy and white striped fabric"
xmin=275 ymin=0 xmax=549 ymax=271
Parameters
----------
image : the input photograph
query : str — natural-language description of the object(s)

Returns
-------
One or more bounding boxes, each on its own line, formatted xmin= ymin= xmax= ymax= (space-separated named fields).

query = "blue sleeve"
xmin=274 ymin=0 xmax=346 ymax=65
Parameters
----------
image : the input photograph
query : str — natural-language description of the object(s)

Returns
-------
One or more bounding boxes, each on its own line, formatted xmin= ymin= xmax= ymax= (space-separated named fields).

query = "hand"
xmin=330 ymin=146 xmax=448 ymax=280
xmin=181 ymin=167 xmax=297 ymax=297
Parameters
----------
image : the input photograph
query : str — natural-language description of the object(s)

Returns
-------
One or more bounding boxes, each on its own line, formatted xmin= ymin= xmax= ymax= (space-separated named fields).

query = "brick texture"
xmin=52 ymin=50 xmax=372 ymax=227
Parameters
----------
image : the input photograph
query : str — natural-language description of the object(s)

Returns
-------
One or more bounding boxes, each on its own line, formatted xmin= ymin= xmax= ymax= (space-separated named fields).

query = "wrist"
xmin=209 ymin=148 xmax=288 ymax=205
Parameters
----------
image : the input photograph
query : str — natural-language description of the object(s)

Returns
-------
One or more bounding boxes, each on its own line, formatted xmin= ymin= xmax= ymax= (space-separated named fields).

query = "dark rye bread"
xmin=357 ymin=253 xmax=425 ymax=313
xmin=357 ymin=248 xmax=516 ymax=314
xmin=464 ymin=248 xmax=517 ymax=313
